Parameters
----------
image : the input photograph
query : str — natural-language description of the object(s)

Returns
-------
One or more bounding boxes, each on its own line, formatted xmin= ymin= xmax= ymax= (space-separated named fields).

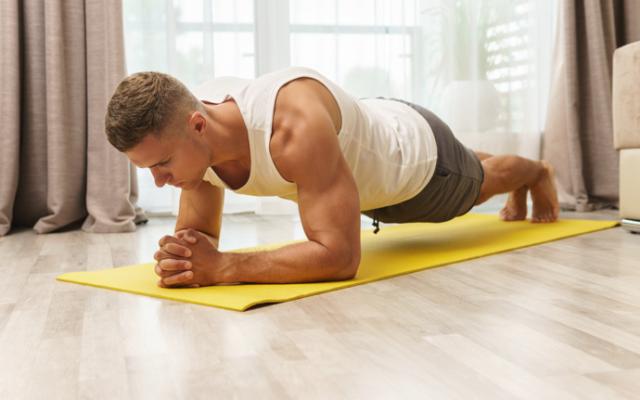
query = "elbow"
xmin=333 ymin=246 xmax=361 ymax=281
xmin=316 ymin=236 xmax=360 ymax=281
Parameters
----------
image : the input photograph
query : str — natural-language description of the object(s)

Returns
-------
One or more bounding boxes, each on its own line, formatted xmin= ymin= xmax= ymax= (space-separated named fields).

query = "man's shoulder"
xmin=274 ymin=76 xmax=341 ymax=131
xmin=191 ymin=77 xmax=251 ymax=103
xmin=269 ymin=83 xmax=341 ymax=183
xmin=273 ymin=78 xmax=333 ymax=129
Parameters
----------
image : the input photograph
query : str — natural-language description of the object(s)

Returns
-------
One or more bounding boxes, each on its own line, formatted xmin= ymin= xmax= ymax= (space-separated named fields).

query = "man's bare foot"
xmin=530 ymin=161 xmax=559 ymax=223
xmin=500 ymin=186 xmax=528 ymax=221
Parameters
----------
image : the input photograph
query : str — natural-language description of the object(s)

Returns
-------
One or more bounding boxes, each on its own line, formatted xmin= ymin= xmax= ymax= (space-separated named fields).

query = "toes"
xmin=500 ymin=207 xmax=527 ymax=222
xmin=500 ymin=209 xmax=515 ymax=221
xmin=531 ymin=213 xmax=556 ymax=223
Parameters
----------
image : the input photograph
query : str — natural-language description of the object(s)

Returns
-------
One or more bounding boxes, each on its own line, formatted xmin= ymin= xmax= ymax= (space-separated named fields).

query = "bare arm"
xmin=216 ymin=89 xmax=361 ymax=283
xmin=174 ymin=181 xmax=224 ymax=248
xmin=156 ymin=80 xmax=361 ymax=286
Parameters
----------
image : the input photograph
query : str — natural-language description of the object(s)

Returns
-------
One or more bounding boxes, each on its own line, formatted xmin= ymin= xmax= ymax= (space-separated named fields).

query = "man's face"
xmin=126 ymin=130 xmax=208 ymax=191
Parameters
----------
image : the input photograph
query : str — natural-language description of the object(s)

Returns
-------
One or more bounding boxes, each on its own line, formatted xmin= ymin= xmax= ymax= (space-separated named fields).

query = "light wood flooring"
xmin=0 ymin=203 xmax=638 ymax=399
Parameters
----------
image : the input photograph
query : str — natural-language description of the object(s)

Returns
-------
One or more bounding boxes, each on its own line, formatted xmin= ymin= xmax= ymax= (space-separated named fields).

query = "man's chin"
xmin=179 ymin=180 xmax=200 ymax=190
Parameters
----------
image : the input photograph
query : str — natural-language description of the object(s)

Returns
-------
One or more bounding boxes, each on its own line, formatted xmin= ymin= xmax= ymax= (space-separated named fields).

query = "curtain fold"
xmin=82 ymin=0 xmax=146 ymax=232
xmin=543 ymin=0 xmax=640 ymax=211
xmin=0 ymin=0 xmax=21 ymax=234
xmin=0 ymin=0 xmax=146 ymax=237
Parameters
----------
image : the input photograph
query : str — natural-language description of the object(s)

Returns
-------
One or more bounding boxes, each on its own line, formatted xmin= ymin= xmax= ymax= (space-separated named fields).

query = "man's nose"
xmin=151 ymin=168 xmax=170 ymax=188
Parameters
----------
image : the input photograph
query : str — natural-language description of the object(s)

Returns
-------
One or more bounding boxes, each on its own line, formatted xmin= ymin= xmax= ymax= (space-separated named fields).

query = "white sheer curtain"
xmin=418 ymin=0 xmax=556 ymax=159
xmin=123 ymin=0 xmax=555 ymax=216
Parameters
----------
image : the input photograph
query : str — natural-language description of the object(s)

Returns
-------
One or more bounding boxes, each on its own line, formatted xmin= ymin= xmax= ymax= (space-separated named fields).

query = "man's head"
xmin=106 ymin=72 xmax=211 ymax=190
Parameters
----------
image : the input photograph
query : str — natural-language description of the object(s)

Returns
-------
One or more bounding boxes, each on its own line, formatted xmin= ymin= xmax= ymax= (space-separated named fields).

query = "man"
xmin=105 ymin=67 xmax=559 ymax=289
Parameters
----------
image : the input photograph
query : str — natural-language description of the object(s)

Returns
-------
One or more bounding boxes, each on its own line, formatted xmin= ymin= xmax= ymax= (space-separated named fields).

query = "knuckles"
xmin=158 ymin=235 xmax=173 ymax=246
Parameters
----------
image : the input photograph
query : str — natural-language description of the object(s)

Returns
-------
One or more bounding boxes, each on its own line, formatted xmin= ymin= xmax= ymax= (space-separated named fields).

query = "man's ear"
xmin=188 ymin=111 xmax=206 ymax=135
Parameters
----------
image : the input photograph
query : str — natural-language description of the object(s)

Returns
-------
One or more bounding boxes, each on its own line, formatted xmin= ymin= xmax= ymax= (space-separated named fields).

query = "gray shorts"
xmin=362 ymin=99 xmax=484 ymax=226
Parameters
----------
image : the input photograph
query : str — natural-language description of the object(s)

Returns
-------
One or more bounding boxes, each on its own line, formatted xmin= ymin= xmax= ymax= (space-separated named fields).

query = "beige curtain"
xmin=544 ymin=0 xmax=640 ymax=211
xmin=0 ymin=0 xmax=146 ymax=236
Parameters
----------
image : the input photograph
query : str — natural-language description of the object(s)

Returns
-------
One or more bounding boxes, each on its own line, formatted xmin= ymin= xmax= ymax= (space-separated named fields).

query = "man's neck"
xmin=203 ymin=100 xmax=250 ymax=168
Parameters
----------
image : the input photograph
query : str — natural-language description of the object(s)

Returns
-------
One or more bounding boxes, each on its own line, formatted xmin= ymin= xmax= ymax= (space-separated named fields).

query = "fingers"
xmin=154 ymin=248 xmax=187 ymax=262
xmin=154 ymin=262 xmax=197 ymax=288
xmin=154 ymin=229 xmax=205 ymax=289
xmin=154 ymin=236 xmax=192 ymax=262
xmin=158 ymin=235 xmax=173 ymax=247
xmin=167 ymin=228 xmax=200 ymax=247
xmin=154 ymin=263 xmax=200 ymax=289
xmin=158 ymin=234 xmax=191 ymax=248
xmin=155 ymin=263 xmax=180 ymax=278
xmin=157 ymin=258 xmax=192 ymax=272
xmin=175 ymin=229 xmax=198 ymax=244
xmin=157 ymin=280 xmax=200 ymax=289
xmin=163 ymin=242 xmax=192 ymax=258
xmin=160 ymin=270 xmax=193 ymax=286
xmin=153 ymin=249 xmax=165 ymax=262
xmin=158 ymin=230 xmax=203 ymax=256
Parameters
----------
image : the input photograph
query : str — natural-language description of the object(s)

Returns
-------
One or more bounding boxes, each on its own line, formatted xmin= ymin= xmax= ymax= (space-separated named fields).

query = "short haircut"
xmin=105 ymin=71 xmax=202 ymax=152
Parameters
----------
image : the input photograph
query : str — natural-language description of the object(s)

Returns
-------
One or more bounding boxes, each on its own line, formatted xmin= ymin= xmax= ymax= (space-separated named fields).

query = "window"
xmin=123 ymin=0 xmax=257 ymax=214
xmin=123 ymin=0 xmax=556 ymax=215
xmin=289 ymin=0 xmax=419 ymax=100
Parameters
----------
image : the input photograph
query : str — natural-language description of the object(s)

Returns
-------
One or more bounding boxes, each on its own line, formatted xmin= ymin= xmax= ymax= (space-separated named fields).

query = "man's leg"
xmin=473 ymin=152 xmax=559 ymax=223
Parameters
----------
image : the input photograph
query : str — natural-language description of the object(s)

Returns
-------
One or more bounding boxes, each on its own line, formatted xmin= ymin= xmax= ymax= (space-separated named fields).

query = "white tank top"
xmin=192 ymin=67 xmax=437 ymax=211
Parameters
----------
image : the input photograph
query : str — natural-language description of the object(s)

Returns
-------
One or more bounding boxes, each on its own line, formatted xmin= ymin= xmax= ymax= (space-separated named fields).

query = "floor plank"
xmin=0 ymin=208 xmax=638 ymax=399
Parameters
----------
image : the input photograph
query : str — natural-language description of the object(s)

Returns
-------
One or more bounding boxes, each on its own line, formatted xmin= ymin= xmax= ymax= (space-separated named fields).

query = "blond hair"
xmin=105 ymin=72 xmax=202 ymax=151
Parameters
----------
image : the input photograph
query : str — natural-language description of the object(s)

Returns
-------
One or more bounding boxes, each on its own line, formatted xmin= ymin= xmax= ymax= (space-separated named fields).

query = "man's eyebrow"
xmin=146 ymin=158 xmax=169 ymax=169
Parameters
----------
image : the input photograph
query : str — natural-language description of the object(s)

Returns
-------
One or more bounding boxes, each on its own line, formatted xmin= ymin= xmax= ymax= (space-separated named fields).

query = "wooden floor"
xmin=0 ymin=204 xmax=638 ymax=399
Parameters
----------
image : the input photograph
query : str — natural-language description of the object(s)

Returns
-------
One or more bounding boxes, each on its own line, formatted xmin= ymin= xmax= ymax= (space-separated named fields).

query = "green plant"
xmin=424 ymin=0 xmax=514 ymax=81
xmin=450 ymin=0 xmax=489 ymax=80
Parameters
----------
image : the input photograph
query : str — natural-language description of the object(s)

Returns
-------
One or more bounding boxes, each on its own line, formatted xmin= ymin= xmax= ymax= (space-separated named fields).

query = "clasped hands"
xmin=153 ymin=228 xmax=224 ymax=288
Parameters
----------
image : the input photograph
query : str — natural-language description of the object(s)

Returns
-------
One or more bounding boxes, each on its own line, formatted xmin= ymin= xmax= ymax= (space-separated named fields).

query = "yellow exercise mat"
xmin=57 ymin=214 xmax=618 ymax=311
